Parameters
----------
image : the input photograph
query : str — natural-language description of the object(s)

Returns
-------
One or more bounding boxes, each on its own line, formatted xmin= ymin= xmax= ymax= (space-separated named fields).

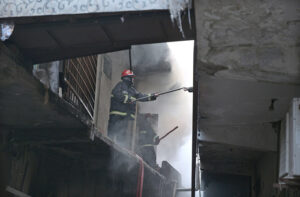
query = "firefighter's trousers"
xmin=108 ymin=114 xmax=132 ymax=149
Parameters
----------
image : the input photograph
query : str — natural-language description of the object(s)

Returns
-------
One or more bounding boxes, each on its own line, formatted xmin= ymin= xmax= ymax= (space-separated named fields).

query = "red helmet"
xmin=121 ymin=69 xmax=135 ymax=78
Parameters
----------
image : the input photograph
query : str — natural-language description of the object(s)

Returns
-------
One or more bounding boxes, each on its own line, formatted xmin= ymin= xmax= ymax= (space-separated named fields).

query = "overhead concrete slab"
xmin=0 ymin=0 xmax=171 ymax=18
xmin=199 ymin=74 xmax=300 ymax=126
xmin=199 ymin=124 xmax=277 ymax=152
xmin=2 ymin=11 xmax=194 ymax=63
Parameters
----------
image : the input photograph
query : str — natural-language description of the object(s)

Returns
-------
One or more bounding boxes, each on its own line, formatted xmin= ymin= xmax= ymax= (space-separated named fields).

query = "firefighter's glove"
xmin=150 ymin=93 xmax=158 ymax=100
xmin=129 ymin=97 xmax=136 ymax=104
xmin=184 ymin=87 xmax=193 ymax=93
xmin=154 ymin=136 xmax=160 ymax=145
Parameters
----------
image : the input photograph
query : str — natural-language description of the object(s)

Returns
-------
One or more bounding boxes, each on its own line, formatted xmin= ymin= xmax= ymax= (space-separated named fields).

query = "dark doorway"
xmin=202 ymin=172 xmax=251 ymax=197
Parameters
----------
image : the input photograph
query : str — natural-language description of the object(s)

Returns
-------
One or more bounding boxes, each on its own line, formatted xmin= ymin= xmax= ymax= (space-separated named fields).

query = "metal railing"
xmin=63 ymin=55 xmax=97 ymax=119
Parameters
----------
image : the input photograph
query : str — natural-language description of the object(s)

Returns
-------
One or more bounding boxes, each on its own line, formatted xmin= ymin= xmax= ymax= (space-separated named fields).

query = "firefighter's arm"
xmin=112 ymin=83 xmax=130 ymax=103
xmin=135 ymin=91 xmax=157 ymax=102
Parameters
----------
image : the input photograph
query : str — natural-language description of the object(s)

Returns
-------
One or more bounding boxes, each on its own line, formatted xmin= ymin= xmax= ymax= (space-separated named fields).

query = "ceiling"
xmin=3 ymin=10 xmax=195 ymax=64
xmin=198 ymin=74 xmax=300 ymax=127
xmin=197 ymin=71 xmax=300 ymax=174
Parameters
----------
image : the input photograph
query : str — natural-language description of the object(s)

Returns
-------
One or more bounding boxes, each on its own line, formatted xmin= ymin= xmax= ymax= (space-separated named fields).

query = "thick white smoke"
xmin=133 ymin=41 xmax=194 ymax=193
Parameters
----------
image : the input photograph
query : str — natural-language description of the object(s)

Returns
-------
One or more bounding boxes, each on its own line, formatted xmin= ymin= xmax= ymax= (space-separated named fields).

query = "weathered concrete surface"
xmin=199 ymin=75 xmax=300 ymax=126
xmin=197 ymin=74 xmax=300 ymax=152
xmin=194 ymin=0 xmax=300 ymax=151
xmin=194 ymin=1 xmax=300 ymax=191
xmin=0 ymin=0 xmax=181 ymax=18
xmin=0 ymin=42 xmax=86 ymax=130
xmin=4 ymin=10 xmax=194 ymax=64
xmin=199 ymin=124 xmax=277 ymax=152
xmin=195 ymin=0 xmax=300 ymax=84
xmin=93 ymin=50 xmax=129 ymax=135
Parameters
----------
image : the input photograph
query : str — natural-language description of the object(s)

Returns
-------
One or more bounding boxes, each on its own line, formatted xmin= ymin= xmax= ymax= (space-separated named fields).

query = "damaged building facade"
xmin=1 ymin=0 xmax=300 ymax=197
xmin=0 ymin=42 xmax=184 ymax=196
xmin=194 ymin=0 xmax=300 ymax=196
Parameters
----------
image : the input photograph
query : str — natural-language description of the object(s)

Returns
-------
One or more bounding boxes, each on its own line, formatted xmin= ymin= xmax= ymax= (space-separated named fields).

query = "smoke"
xmin=132 ymin=43 xmax=172 ymax=76
xmin=133 ymin=41 xmax=194 ymax=192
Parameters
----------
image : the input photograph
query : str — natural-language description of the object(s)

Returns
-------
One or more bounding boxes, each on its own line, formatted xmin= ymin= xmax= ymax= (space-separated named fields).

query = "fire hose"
xmin=136 ymin=157 xmax=144 ymax=197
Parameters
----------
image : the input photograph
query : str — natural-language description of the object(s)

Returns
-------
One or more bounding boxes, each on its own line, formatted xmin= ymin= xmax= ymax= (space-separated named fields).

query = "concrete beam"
xmin=199 ymin=123 xmax=277 ymax=151
xmin=0 ymin=0 xmax=171 ymax=18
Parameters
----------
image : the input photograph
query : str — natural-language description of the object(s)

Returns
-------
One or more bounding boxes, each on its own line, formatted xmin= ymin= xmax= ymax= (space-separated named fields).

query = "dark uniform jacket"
xmin=110 ymin=81 xmax=153 ymax=120
xmin=138 ymin=129 xmax=159 ymax=148
xmin=138 ymin=122 xmax=159 ymax=167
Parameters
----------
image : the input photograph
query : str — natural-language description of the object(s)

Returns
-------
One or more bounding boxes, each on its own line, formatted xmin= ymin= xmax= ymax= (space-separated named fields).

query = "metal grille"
xmin=64 ymin=55 xmax=97 ymax=119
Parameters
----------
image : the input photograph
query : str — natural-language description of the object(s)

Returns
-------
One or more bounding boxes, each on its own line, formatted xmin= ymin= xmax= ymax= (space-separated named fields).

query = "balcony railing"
xmin=63 ymin=55 xmax=97 ymax=119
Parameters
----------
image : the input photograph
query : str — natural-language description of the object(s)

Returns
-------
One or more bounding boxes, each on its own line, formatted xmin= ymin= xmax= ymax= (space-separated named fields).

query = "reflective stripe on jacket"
xmin=139 ymin=130 xmax=158 ymax=147
xmin=109 ymin=81 xmax=153 ymax=119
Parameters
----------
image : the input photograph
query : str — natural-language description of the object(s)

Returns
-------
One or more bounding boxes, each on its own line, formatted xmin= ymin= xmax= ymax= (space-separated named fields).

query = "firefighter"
xmin=108 ymin=69 xmax=158 ymax=148
xmin=137 ymin=114 xmax=160 ymax=168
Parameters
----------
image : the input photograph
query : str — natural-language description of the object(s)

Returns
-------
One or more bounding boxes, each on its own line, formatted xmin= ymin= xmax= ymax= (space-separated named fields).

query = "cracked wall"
xmin=195 ymin=0 xmax=300 ymax=84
